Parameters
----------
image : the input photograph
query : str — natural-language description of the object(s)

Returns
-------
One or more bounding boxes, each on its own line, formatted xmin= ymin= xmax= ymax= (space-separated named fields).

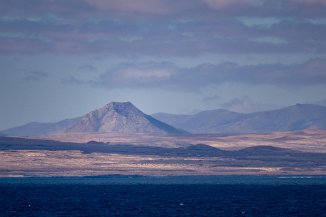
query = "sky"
xmin=1 ymin=0 xmax=326 ymax=130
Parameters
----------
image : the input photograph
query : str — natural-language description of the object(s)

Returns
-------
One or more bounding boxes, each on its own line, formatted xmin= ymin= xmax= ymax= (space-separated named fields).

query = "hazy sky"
xmin=1 ymin=0 xmax=326 ymax=130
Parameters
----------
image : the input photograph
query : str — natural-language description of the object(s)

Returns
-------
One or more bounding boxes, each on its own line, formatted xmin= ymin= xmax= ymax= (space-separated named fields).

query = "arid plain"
xmin=1 ymin=129 xmax=325 ymax=177
xmin=37 ymin=129 xmax=326 ymax=152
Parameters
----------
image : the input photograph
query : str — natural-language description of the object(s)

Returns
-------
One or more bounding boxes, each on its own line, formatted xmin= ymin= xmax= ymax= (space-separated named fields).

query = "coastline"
xmin=1 ymin=175 xmax=326 ymax=185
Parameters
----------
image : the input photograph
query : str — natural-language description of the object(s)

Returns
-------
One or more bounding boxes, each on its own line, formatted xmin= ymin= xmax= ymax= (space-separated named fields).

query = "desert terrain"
xmin=1 ymin=130 xmax=325 ymax=177
xmin=35 ymin=129 xmax=326 ymax=153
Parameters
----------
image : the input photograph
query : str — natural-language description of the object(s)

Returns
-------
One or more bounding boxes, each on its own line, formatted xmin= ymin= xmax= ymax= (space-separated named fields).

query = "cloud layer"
xmin=63 ymin=58 xmax=326 ymax=91
xmin=0 ymin=0 xmax=326 ymax=56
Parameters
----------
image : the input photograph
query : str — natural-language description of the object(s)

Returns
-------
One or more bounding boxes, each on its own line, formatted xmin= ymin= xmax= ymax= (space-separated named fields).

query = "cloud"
xmin=186 ymin=58 xmax=326 ymax=86
xmin=61 ymin=76 xmax=89 ymax=85
xmin=202 ymin=94 xmax=221 ymax=102
xmin=1 ymin=0 xmax=326 ymax=19
xmin=0 ymin=37 xmax=50 ymax=53
xmin=291 ymin=0 xmax=326 ymax=5
xmin=63 ymin=58 xmax=326 ymax=91
xmin=85 ymin=0 xmax=175 ymax=15
xmin=202 ymin=0 xmax=264 ymax=9
xmin=96 ymin=62 xmax=175 ymax=88
xmin=1 ymin=0 xmax=326 ymax=56
xmin=1 ymin=16 xmax=326 ymax=55
xmin=62 ymin=61 xmax=175 ymax=88
xmin=0 ymin=0 xmax=93 ymax=17
xmin=0 ymin=0 xmax=195 ymax=17
xmin=78 ymin=64 xmax=98 ymax=72
xmin=22 ymin=71 xmax=49 ymax=82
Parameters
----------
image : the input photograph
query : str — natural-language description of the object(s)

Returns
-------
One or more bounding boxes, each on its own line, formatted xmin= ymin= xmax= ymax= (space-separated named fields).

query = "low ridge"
xmin=2 ymin=118 xmax=79 ymax=137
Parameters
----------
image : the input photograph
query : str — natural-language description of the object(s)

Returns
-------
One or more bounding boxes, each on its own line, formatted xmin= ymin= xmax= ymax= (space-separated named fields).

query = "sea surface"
xmin=0 ymin=176 xmax=326 ymax=217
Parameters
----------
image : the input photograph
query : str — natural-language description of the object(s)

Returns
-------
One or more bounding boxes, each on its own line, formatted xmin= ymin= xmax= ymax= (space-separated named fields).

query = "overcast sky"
xmin=1 ymin=0 xmax=326 ymax=130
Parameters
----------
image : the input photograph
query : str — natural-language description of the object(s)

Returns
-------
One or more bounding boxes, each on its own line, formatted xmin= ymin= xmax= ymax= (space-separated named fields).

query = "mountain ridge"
xmin=2 ymin=102 xmax=185 ymax=136
xmin=2 ymin=118 xmax=79 ymax=137
xmin=3 ymin=103 xmax=326 ymax=136
xmin=153 ymin=104 xmax=326 ymax=134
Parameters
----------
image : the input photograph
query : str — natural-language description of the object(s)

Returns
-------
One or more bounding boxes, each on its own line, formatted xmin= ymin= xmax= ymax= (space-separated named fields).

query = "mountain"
xmin=152 ymin=113 xmax=192 ymax=126
xmin=311 ymin=99 xmax=326 ymax=107
xmin=2 ymin=118 xmax=79 ymax=137
xmin=66 ymin=102 xmax=185 ymax=135
xmin=4 ymin=103 xmax=326 ymax=136
xmin=1 ymin=102 xmax=185 ymax=136
xmin=153 ymin=104 xmax=326 ymax=134
xmin=220 ymin=96 xmax=279 ymax=113
xmin=153 ymin=109 xmax=243 ymax=133
xmin=228 ymin=103 xmax=326 ymax=133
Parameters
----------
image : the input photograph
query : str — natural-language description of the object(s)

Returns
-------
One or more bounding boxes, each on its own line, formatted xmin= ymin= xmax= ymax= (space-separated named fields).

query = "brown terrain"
xmin=0 ymin=129 xmax=325 ymax=177
xmin=36 ymin=129 xmax=326 ymax=153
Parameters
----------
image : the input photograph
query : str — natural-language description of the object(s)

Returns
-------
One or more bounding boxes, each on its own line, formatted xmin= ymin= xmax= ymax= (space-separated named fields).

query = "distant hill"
xmin=153 ymin=104 xmax=326 ymax=134
xmin=219 ymin=96 xmax=279 ymax=113
xmin=152 ymin=113 xmax=192 ymax=126
xmin=224 ymin=104 xmax=326 ymax=133
xmin=2 ymin=118 xmax=79 ymax=137
xmin=66 ymin=102 xmax=185 ymax=135
xmin=153 ymin=109 xmax=243 ymax=133
xmin=2 ymin=102 xmax=185 ymax=136
xmin=153 ymin=110 xmax=243 ymax=128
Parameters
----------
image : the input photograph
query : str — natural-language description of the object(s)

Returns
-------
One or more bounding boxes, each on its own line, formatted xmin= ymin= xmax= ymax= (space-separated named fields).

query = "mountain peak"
xmin=103 ymin=101 xmax=141 ymax=115
xmin=105 ymin=101 xmax=133 ymax=108
xmin=66 ymin=101 xmax=185 ymax=134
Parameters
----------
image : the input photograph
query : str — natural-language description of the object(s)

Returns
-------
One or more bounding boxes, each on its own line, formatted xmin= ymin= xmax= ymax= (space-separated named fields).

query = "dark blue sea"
xmin=0 ymin=176 xmax=326 ymax=217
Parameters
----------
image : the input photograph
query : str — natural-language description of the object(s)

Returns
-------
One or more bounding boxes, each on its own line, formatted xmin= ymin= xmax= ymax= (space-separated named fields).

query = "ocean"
xmin=0 ymin=176 xmax=325 ymax=216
